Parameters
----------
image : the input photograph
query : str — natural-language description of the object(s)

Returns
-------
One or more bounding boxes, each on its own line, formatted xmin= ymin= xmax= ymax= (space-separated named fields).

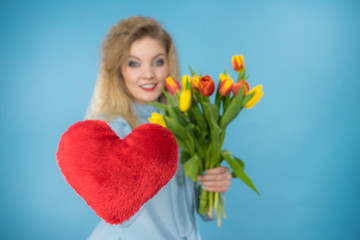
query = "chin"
xmin=136 ymin=96 xmax=160 ymax=105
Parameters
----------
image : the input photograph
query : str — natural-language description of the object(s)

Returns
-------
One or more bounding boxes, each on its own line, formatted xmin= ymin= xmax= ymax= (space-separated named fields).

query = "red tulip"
xmin=165 ymin=76 xmax=181 ymax=95
xmin=232 ymin=80 xmax=249 ymax=97
xmin=198 ymin=75 xmax=215 ymax=97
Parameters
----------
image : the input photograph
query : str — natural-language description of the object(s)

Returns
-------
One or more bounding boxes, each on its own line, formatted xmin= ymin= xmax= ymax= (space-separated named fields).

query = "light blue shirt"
xmin=87 ymin=103 xmax=204 ymax=240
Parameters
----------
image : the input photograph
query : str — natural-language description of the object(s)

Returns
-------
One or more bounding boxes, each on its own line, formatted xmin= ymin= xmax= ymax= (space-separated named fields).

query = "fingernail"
xmin=197 ymin=176 xmax=201 ymax=181
xmin=197 ymin=181 xmax=201 ymax=184
xmin=202 ymin=171 xmax=206 ymax=175
xmin=201 ymin=185 xmax=205 ymax=189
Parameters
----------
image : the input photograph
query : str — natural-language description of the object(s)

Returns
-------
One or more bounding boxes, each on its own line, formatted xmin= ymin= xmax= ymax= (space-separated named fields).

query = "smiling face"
xmin=121 ymin=37 xmax=169 ymax=105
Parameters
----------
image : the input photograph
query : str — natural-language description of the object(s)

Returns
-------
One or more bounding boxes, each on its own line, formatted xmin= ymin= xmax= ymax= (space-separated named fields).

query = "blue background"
xmin=1 ymin=0 xmax=359 ymax=239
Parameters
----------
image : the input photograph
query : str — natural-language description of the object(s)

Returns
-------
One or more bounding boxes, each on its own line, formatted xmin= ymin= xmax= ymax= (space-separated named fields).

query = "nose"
xmin=142 ymin=64 xmax=155 ymax=80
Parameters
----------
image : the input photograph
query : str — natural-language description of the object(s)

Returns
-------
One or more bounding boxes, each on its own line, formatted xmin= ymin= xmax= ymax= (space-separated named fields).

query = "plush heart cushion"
xmin=56 ymin=120 xmax=178 ymax=224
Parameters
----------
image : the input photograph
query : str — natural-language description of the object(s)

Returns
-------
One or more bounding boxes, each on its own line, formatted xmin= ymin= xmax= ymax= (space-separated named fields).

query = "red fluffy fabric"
xmin=56 ymin=120 xmax=178 ymax=224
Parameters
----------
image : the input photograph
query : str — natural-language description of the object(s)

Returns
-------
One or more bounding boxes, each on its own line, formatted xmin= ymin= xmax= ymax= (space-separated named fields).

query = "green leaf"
xmin=237 ymin=68 xmax=246 ymax=81
xmin=221 ymin=150 xmax=260 ymax=195
xmin=162 ymin=88 xmax=176 ymax=107
xmin=219 ymin=85 xmax=245 ymax=130
xmin=164 ymin=116 xmax=195 ymax=154
xmin=222 ymin=95 xmax=231 ymax=112
xmin=148 ymin=102 xmax=169 ymax=114
xmin=180 ymin=150 xmax=191 ymax=164
xmin=188 ymin=65 xmax=196 ymax=76
xmin=176 ymin=138 xmax=189 ymax=153
xmin=241 ymin=91 xmax=255 ymax=107
xmin=183 ymin=154 xmax=201 ymax=181
xmin=219 ymin=131 xmax=226 ymax=150
xmin=215 ymin=78 xmax=222 ymax=110
xmin=171 ymin=106 xmax=190 ymax=126
xmin=233 ymin=155 xmax=245 ymax=169
xmin=189 ymin=104 xmax=208 ymax=131
xmin=201 ymin=102 xmax=222 ymax=168
xmin=201 ymin=102 xmax=219 ymax=127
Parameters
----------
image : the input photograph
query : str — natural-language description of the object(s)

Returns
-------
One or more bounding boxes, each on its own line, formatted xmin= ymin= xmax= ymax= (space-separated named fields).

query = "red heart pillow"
xmin=56 ymin=120 xmax=178 ymax=224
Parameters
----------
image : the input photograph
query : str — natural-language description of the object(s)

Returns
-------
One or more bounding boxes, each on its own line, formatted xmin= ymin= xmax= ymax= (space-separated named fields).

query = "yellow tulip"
xmin=192 ymin=74 xmax=200 ymax=90
xmin=148 ymin=112 xmax=167 ymax=128
xmin=244 ymin=85 xmax=264 ymax=109
xmin=181 ymin=75 xmax=191 ymax=89
xmin=219 ymin=73 xmax=230 ymax=82
xmin=179 ymin=89 xmax=191 ymax=112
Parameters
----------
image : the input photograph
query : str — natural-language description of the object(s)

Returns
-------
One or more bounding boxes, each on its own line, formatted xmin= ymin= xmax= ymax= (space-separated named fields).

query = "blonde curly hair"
xmin=86 ymin=16 xmax=179 ymax=129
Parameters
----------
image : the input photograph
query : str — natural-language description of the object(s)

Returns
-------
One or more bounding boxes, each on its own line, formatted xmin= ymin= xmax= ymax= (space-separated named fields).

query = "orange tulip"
xmin=232 ymin=55 xmax=245 ymax=72
xmin=232 ymin=80 xmax=249 ymax=97
xmin=198 ymin=75 xmax=215 ymax=97
xmin=218 ymin=78 xmax=234 ymax=96
xmin=165 ymin=76 xmax=181 ymax=95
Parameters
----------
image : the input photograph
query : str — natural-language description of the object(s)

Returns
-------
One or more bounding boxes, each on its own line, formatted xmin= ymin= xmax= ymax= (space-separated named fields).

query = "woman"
xmin=86 ymin=16 xmax=232 ymax=240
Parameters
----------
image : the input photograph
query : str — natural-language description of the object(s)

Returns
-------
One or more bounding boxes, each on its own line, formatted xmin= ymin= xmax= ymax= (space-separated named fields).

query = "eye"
xmin=154 ymin=58 xmax=165 ymax=66
xmin=128 ymin=60 xmax=140 ymax=68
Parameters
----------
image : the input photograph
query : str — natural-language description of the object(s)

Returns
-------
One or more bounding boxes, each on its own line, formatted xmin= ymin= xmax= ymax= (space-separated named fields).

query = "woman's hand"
xmin=197 ymin=167 xmax=232 ymax=193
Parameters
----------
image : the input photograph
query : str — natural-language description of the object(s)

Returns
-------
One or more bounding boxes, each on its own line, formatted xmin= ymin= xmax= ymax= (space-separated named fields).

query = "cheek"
xmin=122 ymin=68 xmax=139 ymax=86
xmin=158 ymin=66 xmax=169 ymax=81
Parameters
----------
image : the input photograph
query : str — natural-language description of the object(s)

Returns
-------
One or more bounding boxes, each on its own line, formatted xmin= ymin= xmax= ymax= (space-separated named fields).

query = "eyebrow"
xmin=128 ymin=53 xmax=166 ymax=60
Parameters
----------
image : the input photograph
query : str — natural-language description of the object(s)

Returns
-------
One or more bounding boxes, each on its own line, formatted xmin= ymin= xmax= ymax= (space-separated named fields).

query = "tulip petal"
xmin=198 ymin=75 xmax=215 ymax=97
xmin=232 ymin=55 xmax=245 ymax=72
xmin=166 ymin=76 xmax=181 ymax=95
xmin=244 ymin=85 xmax=263 ymax=109
xmin=192 ymin=75 xmax=200 ymax=90
xmin=181 ymin=75 xmax=191 ymax=89
xmin=218 ymin=78 xmax=234 ymax=96
xmin=148 ymin=113 xmax=167 ymax=128
xmin=179 ymin=90 xmax=191 ymax=112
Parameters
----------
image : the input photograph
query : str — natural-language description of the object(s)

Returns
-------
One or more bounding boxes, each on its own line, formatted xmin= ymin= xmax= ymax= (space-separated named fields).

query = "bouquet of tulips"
xmin=149 ymin=55 xmax=263 ymax=226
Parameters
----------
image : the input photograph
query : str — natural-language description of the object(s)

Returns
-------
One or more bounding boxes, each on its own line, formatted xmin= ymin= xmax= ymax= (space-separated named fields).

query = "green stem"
xmin=208 ymin=191 xmax=214 ymax=218
xmin=198 ymin=188 xmax=208 ymax=215
xmin=215 ymin=193 xmax=221 ymax=227
xmin=219 ymin=193 xmax=227 ymax=218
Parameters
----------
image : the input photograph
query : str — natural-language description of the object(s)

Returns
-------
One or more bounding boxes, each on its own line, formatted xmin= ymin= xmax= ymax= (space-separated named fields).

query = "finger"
xmin=199 ymin=173 xmax=232 ymax=182
xmin=200 ymin=178 xmax=231 ymax=187
xmin=201 ymin=177 xmax=231 ymax=191
xmin=202 ymin=181 xmax=231 ymax=193
xmin=198 ymin=173 xmax=224 ymax=182
xmin=203 ymin=166 xmax=229 ymax=175
xmin=198 ymin=169 xmax=232 ymax=182
xmin=203 ymin=187 xmax=227 ymax=193
xmin=198 ymin=167 xmax=230 ymax=180
xmin=200 ymin=171 xmax=232 ymax=193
